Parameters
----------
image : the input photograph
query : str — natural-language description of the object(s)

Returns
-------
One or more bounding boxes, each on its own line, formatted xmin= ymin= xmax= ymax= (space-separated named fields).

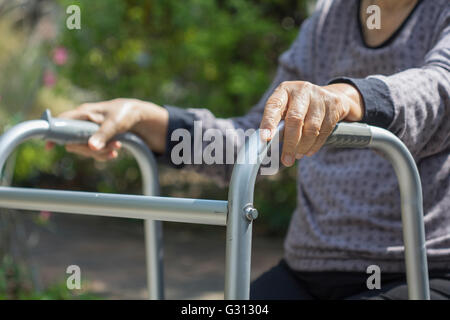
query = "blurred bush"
xmin=56 ymin=0 xmax=309 ymax=116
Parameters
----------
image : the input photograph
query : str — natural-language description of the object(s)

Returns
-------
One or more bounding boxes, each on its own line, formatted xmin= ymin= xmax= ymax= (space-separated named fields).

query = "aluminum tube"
xmin=120 ymin=133 xmax=164 ymax=300
xmin=0 ymin=187 xmax=228 ymax=225
xmin=225 ymin=122 xmax=430 ymax=300
xmin=111 ymin=143 xmax=164 ymax=300
xmin=369 ymin=127 xmax=429 ymax=300
xmin=225 ymin=125 xmax=285 ymax=299
xmin=0 ymin=120 xmax=50 ymax=177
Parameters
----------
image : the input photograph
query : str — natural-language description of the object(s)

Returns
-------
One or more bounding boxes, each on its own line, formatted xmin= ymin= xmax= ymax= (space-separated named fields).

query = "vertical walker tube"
xmin=0 ymin=112 xmax=164 ymax=300
xmin=224 ymin=132 xmax=264 ymax=299
xmin=225 ymin=125 xmax=283 ymax=299
xmin=115 ymin=133 xmax=165 ymax=300
xmin=369 ymin=127 xmax=429 ymax=300
xmin=225 ymin=122 xmax=429 ymax=300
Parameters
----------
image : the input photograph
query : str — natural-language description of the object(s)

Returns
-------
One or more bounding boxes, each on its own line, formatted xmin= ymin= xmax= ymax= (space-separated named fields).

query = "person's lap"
xmin=250 ymin=260 xmax=450 ymax=300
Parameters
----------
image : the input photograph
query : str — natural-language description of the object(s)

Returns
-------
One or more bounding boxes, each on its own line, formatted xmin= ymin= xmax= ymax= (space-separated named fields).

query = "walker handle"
xmin=42 ymin=109 xmax=102 ymax=144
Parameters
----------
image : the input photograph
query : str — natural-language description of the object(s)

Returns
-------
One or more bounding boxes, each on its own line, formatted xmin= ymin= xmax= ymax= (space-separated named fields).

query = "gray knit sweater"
xmin=164 ymin=0 xmax=450 ymax=272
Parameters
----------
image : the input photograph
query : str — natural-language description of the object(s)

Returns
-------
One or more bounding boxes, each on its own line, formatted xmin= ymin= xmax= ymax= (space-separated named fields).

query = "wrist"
xmin=131 ymin=100 xmax=169 ymax=154
xmin=325 ymin=83 xmax=365 ymax=122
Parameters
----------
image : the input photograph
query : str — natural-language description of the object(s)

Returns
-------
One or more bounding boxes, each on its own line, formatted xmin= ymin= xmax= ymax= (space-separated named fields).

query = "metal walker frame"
xmin=0 ymin=110 xmax=430 ymax=299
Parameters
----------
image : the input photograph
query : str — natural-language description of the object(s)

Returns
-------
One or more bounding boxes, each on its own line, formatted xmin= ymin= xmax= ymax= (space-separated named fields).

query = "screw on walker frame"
xmin=0 ymin=109 xmax=430 ymax=300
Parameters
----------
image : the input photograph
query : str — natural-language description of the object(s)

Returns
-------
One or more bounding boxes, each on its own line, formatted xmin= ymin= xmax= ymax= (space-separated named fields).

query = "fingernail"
xmin=108 ymin=151 xmax=118 ymax=159
xmin=295 ymin=153 xmax=303 ymax=159
xmin=306 ymin=151 xmax=314 ymax=157
xmin=260 ymin=129 xmax=272 ymax=141
xmin=283 ymin=154 xmax=294 ymax=166
xmin=89 ymin=137 xmax=104 ymax=150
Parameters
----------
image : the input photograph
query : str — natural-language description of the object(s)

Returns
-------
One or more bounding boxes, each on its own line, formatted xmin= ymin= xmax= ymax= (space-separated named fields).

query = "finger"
xmin=86 ymin=111 xmax=105 ymax=124
xmin=259 ymin=84 xmax=289 ymax=141
xmin=93 ymin=149 xmax=118 ymax=162
xmin=296 ymin=90 xmax=325 ymax=157
xmin=58 ymin=109 xmax=91 ymax=121
xmin=281 ymin=89 xmax=310 ymax=166
xmin=66 ymin=142 xmax=117 ymax=156
xmin=111 ymin=140 xmax=122 ymax=149
xmin=89 ymin=145 xmax=119 ymax=162
xmin=65 ymin=140 xmax=119 ymax=153
xmin=58 ymin=103 xmax=105 ymax=123
xmin=306 ymin=100 xmax=340 ymax=156
xmin=88 ymin=119 xmax=121 ymax=151
xmin=65 ymin=144 xmax=97 ymax=158
xmin=65 ymin=143 xmax=119 ymax=161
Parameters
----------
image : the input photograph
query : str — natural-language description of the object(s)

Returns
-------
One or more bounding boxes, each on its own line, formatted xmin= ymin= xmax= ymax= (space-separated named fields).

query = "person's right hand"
xmin=46 ymin=98 xmax=169 ymax=161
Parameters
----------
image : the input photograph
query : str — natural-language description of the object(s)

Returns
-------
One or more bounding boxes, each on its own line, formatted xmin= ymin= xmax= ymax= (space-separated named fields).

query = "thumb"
xmin=88 ymin=119 xmax=118 ymax=151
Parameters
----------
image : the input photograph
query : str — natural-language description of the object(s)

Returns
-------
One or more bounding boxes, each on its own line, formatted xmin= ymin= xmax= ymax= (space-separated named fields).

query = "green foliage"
xmin=57 ymin=0 xmax=307 ymax=117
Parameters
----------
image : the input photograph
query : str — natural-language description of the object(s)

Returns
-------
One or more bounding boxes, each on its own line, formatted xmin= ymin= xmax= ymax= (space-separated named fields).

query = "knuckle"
xmin=328 ymin=109 xmax=340 ymax=124
xmin=266 ymin=97 xmax=284 ymax=110
xmin=279 ymin=81 xmax=291 ymax=89
xmin=261 ymin=117 xmax=277 ymax=130
xmin=303 ymin=122 xmax=321 ymax=137
xmin=324 ymin=92 xmax=341 ymax=108
xmin=299 ymin=81 xmax=313 ymax=91
xmin=285 ymin=113 xmax=304 ymax=127
xmin=303 ymin=128 xmax=320 ymax=137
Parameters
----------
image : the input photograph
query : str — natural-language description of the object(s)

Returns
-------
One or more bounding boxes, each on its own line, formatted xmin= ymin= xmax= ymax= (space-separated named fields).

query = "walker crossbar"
xmin=0 ymin=187 xmax=228 ymax=225
xmin=0 ymin=110 xmax=430 ymax=300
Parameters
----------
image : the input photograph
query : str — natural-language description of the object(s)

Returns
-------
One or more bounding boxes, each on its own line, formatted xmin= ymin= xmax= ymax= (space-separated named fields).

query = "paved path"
xmin=29 ymin=214 xmax=284 ymax=299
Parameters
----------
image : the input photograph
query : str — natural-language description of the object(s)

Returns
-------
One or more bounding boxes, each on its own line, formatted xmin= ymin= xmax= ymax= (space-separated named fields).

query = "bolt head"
xmin=244 ymin=206 xmax=258 ymax=221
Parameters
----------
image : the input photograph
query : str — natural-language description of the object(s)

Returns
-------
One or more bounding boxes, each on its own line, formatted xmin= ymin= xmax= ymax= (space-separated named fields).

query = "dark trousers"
xmin=250 ymin=259 xmax=450 ymax=300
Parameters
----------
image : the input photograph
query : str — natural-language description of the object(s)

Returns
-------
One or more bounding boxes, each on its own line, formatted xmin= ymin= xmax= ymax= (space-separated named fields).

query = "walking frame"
xmin=0 ymin=110 xmax=430 ymax=300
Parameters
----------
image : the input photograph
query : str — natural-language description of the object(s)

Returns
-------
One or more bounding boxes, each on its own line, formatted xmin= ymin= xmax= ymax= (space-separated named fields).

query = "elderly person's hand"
xmin=259 ymin=81 xmax=365 ymax=167
xmin=47 ymin=98 xmax=168 ymax=161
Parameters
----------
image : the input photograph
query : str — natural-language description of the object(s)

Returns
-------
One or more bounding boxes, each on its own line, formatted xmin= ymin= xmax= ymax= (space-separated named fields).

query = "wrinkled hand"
xmin=259 ymin=81 xmax=364 ymax=167
xmin=47 ymin=98 xmax=168 ymax=161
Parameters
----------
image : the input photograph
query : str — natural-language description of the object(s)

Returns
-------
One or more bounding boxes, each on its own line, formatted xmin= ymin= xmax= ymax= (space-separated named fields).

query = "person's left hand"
xmin=259 ymin=81 xmax=365 ymax=167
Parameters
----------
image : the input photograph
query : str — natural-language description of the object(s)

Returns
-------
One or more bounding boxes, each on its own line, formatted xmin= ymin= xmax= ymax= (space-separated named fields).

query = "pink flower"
xmin=39 ymin=211 xmax=52 ymax=221
xmin=52 ymin=47 xmax=68 ymax=65
xmin=43 ymin=70 xmax=56 ymax=87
